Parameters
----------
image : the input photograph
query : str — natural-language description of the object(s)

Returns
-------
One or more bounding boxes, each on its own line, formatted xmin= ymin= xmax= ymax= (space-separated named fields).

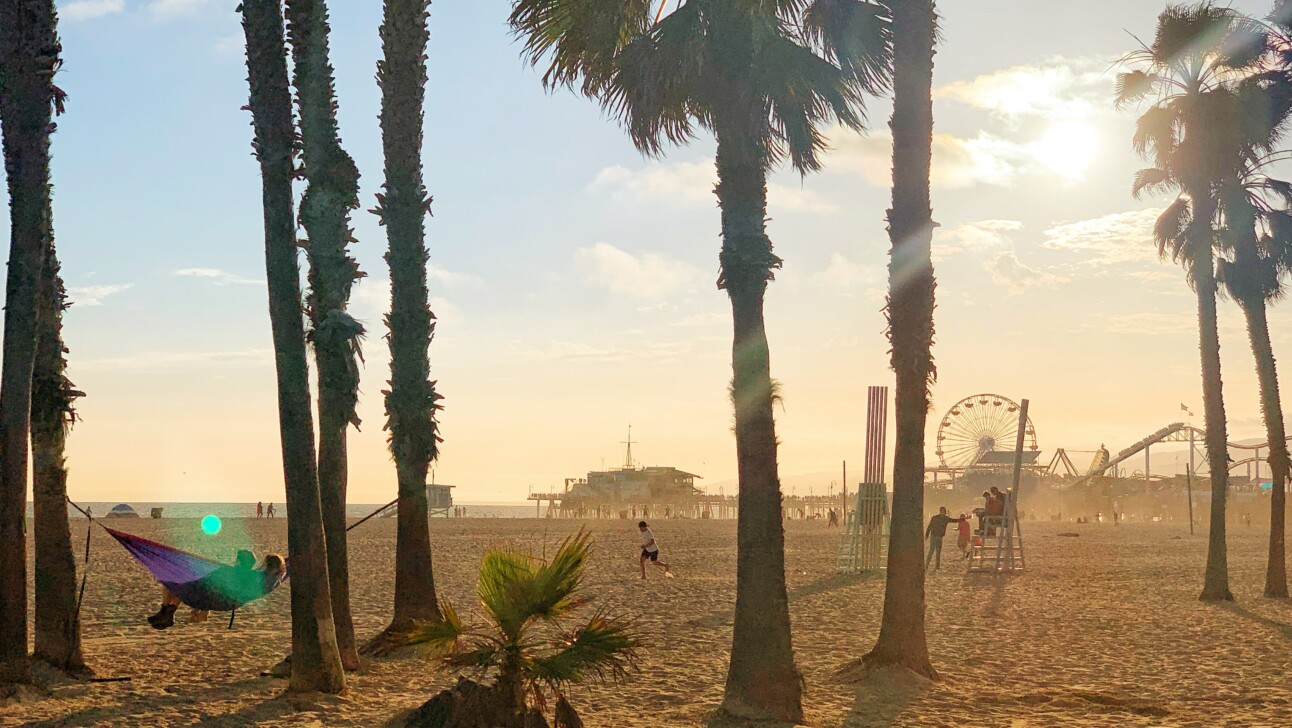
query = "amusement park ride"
xmin=925 ymin=392 xmax=1292 ymax=489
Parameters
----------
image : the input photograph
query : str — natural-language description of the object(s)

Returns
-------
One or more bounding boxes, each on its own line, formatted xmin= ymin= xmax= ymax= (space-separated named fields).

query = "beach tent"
xmin=106 ymin=503 xmax=139 ymax=518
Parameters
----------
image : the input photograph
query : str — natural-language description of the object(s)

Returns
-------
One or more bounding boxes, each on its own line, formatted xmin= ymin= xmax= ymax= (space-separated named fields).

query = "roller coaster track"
xmin=1067 ymin=422 xmax=1292 ymax=487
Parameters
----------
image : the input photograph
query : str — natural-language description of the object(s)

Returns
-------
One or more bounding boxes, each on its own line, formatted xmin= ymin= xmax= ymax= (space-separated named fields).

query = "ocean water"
xmin=29 ymin=501 xmax=537 ymax=520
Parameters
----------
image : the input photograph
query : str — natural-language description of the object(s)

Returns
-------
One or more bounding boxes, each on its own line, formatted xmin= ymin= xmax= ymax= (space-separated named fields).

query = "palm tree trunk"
xmin=1240 ymin=297 xmax=1290 ymax=598
xmin=240 ymin=0 xmax=345 ymax=693
xmin=1191 ymin=198 xmax=1233 ymax=602
xmin=32 ymin=242 xmax=87 ymax=675
xmin=0 ymin=0 xmax=61 ymax=686
xmin=863 ymin=0 xmax=938 ymax=678
xmin=374 ymin=0 xmax=441 ymax=641
xmin=714 ymin=117 xmax=803 ymax=724
xmin=284 ymin=0 xmax=363 ymax=671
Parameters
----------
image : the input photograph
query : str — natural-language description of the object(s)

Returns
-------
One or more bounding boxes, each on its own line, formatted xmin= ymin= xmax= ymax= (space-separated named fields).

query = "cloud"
xmin=936 ymin=59 xmax=1111 ymax=123
xmin=815 ymin=253 xmax=881 ymax=288
xmin=428 ymin=264 xmax=484 ymax=289
xmin=671 ymin=312 xmax=726 ymax=327
xmin=936 ymin=220 xmax=1021 ymax=259
xmin=79 ymin=348 xmax=272 ymax=371
xmin=518 ymin=337 xmax=722 ymax=364
xmin=68 ymin=283 xmax=132 ymax=307
xmin=147 ymin=0 xmax=216 ymax=18
xmin=828 ymin=130 xmax=1030 ymax=189
xmin=574 ymin=242 xmax=700 ymax=299
xmin=175 ymin=268 xmax=263 ymax=286
xmin=591 ymin=161 xmax=836 ymax=212
xmin=1104 ymin=312 xmax=1195 ymax=335
xmin=983 ymin=252 xmax=1067 ymax=295
xmin=1042 ymin=209 xmax=1163 ymax=265
xmin=61 ymin=0 xmax=124 ymax=21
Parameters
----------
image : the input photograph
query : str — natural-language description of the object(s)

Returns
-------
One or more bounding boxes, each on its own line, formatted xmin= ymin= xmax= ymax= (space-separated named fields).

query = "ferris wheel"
xmin=935 ymin=393 xmax=1037 ymax=469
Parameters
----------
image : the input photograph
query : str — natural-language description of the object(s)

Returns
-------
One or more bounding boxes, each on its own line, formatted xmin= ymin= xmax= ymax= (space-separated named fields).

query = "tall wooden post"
xmin=1187 ymin=427 xmax=1196 ymax=535
xmin=841 ymin=460 xmax=847 ymax=518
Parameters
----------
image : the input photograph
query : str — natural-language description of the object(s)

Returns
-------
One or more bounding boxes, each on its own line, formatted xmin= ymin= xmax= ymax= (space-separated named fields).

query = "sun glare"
xmin=1030 ymin=120 xmax=1098 ymax=180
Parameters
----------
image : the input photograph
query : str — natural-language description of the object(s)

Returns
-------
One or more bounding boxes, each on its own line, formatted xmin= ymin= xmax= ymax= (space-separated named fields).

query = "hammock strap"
xmin=69 ymin=496 xmax=93 ymax=653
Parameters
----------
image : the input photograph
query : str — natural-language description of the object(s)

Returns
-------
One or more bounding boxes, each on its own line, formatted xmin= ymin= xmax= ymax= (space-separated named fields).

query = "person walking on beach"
xmin=256 ymin=501 xmax=264 ymax=519
xmin=638 ymin=521 xmax=673 ymax=579
xmin=925 ymin=507 xmax=956 ymax=570
xmin=266 ymin=502 xmax=276 ymax=519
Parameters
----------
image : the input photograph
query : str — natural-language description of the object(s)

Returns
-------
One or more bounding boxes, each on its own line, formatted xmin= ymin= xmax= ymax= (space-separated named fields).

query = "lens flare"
xmin=200 ymin=514 xmax=222 ymax=535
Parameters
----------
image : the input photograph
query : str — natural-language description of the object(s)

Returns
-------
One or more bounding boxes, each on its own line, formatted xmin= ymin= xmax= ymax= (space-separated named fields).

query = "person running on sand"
xmin=924 ymin=507 xmax=957 ymax=570
xmin=638 ymin=521 xmax=673 ymax=579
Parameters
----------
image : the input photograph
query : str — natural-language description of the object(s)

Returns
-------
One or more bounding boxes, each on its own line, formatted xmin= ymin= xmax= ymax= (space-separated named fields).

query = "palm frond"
xmin=526 ymin=531 xmax=593 ymax=622
xmin=1132 ymin=166 xmax=1175 ymax=199
xmin=801 ymin=0 xmax=892 ymax=94
xmin=406 ymin=598 xmax=468 ymax=652
xmin=1131 ymin=103 xmax=1179 ymax=162
xmin=1115 ymin=69 xmax=1160 ymax=108
xmin=509 ymin=0 xmax=656 ymax=93
xmin=1156 ymin=196 xmax=1193 ymax=263
xmin=477 ymin=548 xmax=538 ymax=640
xmin=530 ymin=611 xmax=641 ymax=687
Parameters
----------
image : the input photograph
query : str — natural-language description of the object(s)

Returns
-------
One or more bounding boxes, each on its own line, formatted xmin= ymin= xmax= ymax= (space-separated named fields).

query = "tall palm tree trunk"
xmin=864 ymin=0 xmax=937 ymax=678
xmin=285 ymin=0 xmax=364 ymax=671
xmin=373 ymin=0 xmax=441 ymax=642
xmin=32 ymin=241 xmax=87 ymax=675
xmin=240 ymin=0 xmax=345 ymax=693
xmin=1241 ymin=297 xmax=1290 ymax=597
xmin=0 ymin=0 xmax=60 ymax=685
xmin=1192 ymin=198 xmax=1233 ymax=602
xmin=715 ymin=118 xmax=803 ymax=724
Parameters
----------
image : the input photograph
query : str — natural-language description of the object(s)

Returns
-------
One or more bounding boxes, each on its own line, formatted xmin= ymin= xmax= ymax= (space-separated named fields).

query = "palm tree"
xmin=860 ymin=0 xmax=938 ymax=678
xmin=0 ymin=0 xmax=62 ymax=685
xmin=240 ymin=0 xmax=346 ymax=693
xmin=406 ymin=532 xmax=639 ymax=728
xmin=32 ymin=240 xmax=88 ymax=675
xmin=1118 ymin=2 xmax=1269 ymax=602
xmin=284 ymin=0 xmax=365 ymax=671
xmin=508 ymin=1 xmax=890 ymax=719
xmin=369 ymin=0 xmax=444 ymax=648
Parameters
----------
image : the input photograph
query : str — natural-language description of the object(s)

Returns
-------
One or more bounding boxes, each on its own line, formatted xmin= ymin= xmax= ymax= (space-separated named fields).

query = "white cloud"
xmin=1104 ymin=312 xmax=1195 ymax=335
xmin=175 ymin=268 xmax=263 ymax=286
xmin=592 ymin=161 xmax=836 ymax=213
xmin=574 ymin=242 xmax=700 ymax=299
xmin=68 ymin=283 xmax=132 ymax=307
xmin=1042 ymin=209 xmax=1164 ymax=265
xmin=148 ymin=0 xmax=215 ymax=18
xmin=828 ymin=130 xmax=1030 ymax=189
xmin=815 ymin=253 xmax=880 ymax=288
xmin=61 ymin=0 xmax=124 ymax=21
xmin=936 ymin=59 xmax=1111 ymax=123
xmin=983 ymin=252 xmax=1067 ymax=295
xmin=428 ymin=264 xmax=484 ymax=289
xmin=671 ymin=312 xmax=726 ymax=327
xmin=936 ymin=220 xmax=1021 ymax=259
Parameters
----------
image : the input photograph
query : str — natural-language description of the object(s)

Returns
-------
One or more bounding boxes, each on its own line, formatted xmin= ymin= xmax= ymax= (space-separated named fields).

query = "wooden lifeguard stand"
xmin=968 ymin=398 xmax=1029 ymax=574
xmin=837 ymin=386 xmax=889 ymax=573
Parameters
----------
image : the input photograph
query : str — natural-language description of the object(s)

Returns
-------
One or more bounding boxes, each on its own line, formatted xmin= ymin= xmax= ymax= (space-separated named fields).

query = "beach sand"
xmin=4 ymin=515 xmax=1292 ymax=727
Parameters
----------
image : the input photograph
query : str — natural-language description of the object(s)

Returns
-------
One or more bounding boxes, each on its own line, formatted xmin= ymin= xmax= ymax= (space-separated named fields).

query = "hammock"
xmin=104 ymin=527 xmax=287 ymax=613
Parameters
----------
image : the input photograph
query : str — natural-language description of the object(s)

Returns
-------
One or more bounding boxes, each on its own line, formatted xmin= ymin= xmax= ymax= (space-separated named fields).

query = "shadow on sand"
xmin=1218 ymin=601 xmax=1292 ymax=642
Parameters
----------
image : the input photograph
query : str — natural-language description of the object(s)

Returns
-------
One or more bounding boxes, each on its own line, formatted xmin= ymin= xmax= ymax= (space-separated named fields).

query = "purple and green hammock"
xmin=103 ymin=527 xmax=287 ymax=617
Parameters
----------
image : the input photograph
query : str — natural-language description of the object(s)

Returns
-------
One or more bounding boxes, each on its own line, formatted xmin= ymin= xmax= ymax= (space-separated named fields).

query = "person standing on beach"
xmin=956 ymin=513 xmax=971 ymax=558
xmin=256 ymin=501 xmax=264 ymax=519
xmin=924 ymin=507 xmax=956 ymax=570
xmin=638 ymin=521 xmax=673 ymax=579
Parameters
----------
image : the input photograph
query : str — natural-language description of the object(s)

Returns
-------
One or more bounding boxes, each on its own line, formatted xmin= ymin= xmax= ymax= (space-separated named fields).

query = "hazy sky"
xmin=8 ymin=0 xmax=1289 ymax=504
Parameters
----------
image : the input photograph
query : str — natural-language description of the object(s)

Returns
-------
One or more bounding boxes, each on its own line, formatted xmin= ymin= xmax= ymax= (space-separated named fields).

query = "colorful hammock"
xmin=104 ymin=527 xmax=287 ymax=613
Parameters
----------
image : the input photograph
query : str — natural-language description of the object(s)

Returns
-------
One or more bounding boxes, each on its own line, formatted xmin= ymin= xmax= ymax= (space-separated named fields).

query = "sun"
xmin=1029 ymin=119 xmax=1099 ymax=180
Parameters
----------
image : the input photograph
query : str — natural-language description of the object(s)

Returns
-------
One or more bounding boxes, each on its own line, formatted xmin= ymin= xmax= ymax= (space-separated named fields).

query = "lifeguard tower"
xmin=967 ymin=398 xmax=1029 ymax=574
xmin=837 ymin=386 xmax=890 ymax=573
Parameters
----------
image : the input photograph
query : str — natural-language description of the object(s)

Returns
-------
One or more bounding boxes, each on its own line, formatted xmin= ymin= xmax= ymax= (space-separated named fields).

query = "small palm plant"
xmin=406 ymin=532 xmax=639 ymax=728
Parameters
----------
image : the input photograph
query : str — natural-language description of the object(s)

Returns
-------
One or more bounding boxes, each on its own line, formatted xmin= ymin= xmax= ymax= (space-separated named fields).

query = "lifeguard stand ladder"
xmin=837 ymin=386 xmax=889 ymax=573
xmin=968 ymin=398 xmax=1029 ymax=574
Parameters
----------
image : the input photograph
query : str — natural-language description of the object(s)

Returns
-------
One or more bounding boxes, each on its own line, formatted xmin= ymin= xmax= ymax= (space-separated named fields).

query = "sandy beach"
xmin=3 ymin=515 xmax=1292 ymax=727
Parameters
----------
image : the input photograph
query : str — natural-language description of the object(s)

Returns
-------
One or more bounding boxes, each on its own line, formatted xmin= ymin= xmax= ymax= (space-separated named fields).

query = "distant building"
xmin=564 ymin=466 xmax=702 ymax=504
xmin=427 ymin=484 xmax=454 ymax=517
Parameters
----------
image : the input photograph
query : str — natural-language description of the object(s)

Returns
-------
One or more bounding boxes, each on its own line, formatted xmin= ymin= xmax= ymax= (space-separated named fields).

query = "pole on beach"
xmin=841 ymin=460 xmax=847 ymax=521
xmin=1007 ymin=399 xmax=1029 ymax=570
xmin=1187 ymin=427 xmax=1196 ymax=535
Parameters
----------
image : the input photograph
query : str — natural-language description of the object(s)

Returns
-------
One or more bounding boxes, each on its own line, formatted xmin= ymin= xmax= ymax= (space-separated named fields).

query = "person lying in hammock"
xmin=148 ymin=549 xmax=285 ymax=629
